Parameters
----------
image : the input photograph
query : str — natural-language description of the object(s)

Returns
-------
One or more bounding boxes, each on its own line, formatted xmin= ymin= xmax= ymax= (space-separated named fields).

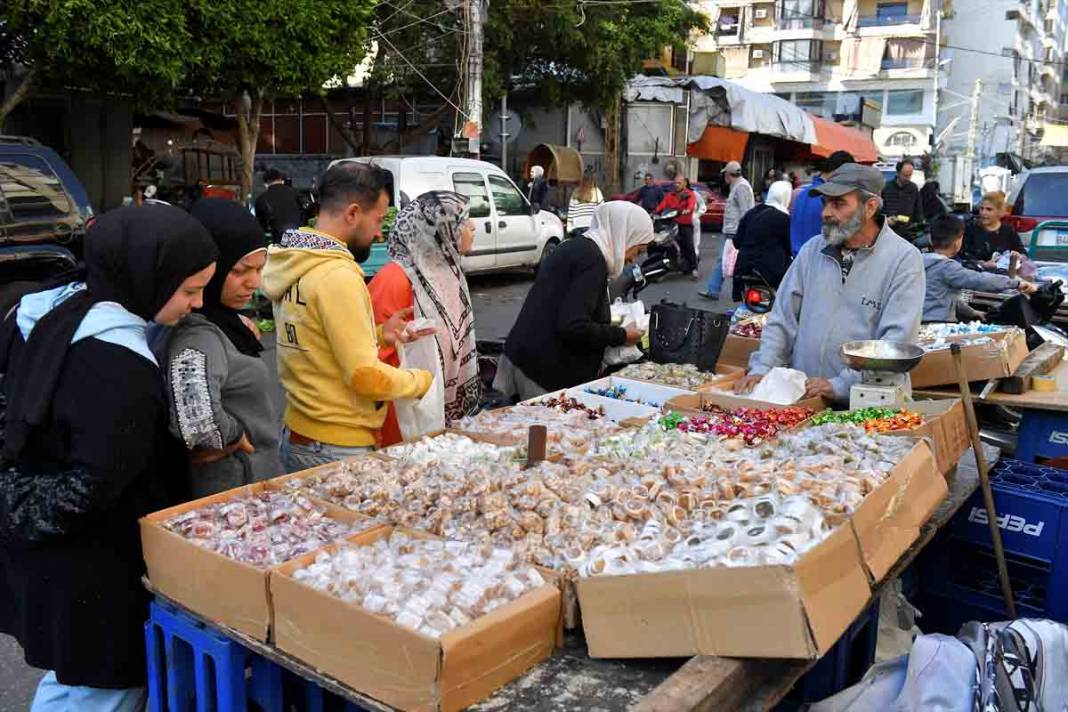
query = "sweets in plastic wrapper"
xmin=616 ymin=362 xmax=713 ymax=389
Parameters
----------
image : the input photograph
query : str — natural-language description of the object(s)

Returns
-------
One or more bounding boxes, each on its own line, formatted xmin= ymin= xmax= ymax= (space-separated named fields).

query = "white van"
xmin=332 ymin=156 xmax=565 ymax=274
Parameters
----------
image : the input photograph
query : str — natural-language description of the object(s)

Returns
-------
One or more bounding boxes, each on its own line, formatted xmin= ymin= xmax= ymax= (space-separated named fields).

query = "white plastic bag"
xmin=750 ymin=367 xmax=807 ymax=405
xmin=722 ymin=237 xmax=739 ymax=277
xmin=394 ymin=334 xmax=445 ymax=441
xmin=604 ymin=299 xmax=647 ymax=366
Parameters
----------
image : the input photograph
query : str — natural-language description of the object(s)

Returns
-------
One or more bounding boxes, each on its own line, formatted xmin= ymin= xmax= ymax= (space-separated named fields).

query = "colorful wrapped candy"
xmin=810 ymin=407 xmax=923 ymax=433
xmin=671 ymin=406 xmax=813 ymax=446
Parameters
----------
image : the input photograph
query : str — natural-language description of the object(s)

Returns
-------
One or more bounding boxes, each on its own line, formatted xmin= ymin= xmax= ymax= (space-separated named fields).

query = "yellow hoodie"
xmin=261 ymin=228 xmax=432 ymax=447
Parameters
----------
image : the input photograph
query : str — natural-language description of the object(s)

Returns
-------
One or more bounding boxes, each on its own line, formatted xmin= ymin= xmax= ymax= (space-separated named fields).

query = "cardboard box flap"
xmin=894 ymin=441 xmax=948 ymax=533
xmin=577 ymin=564 xmax=817 ymax=659
xmin=270 ymin=570 xmax=442 ymax=710
xmin=792 ymin=524 xmax=872 ymax=653
xmin=665 ymin=391 xmax=826 ymax=415
xmin=439 ymin=584 xmax=560 ymax=711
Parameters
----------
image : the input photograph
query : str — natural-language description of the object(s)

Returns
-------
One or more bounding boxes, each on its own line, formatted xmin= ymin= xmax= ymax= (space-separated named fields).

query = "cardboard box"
xmin=664 ymin=390 xmax=827 ymax=415
xmin=717 ymin=334 xmax=762 ymax=368
xmin=887 ymin=399 xmax=969 ymax=475
xmin=140 ymin=481 xmax=379 ymax=641
xmin=271 ymin=526 xmax=561 ymax=712
xmin=576 ymin=440 xmax=945 ymax=659
xmin=568 ymin=377 xmax=694 ymax=408
xmin=576 ymin=522 xmax=871 ymax=659
xmin=911 ymin=330 xmax=1029 ymax=388
xmin=696 ymin=364 xmax=746 ymax=391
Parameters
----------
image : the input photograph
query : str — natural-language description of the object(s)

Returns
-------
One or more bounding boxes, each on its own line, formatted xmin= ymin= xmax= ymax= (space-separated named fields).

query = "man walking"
xmin=736 ymin=164 xmax=924 ymax=402
xmin=881 ymin=158 xmax=923 ymax=236
xmin=262 ymin=162 xmax=433 ymax=472
xmin=254 ymin=168 xmax=304 ymax=243
xmin=701 ymin=161 xmax=753 ymax=299
xmin=655 ymin=174 xmax=698 ymax=277
xmin=790 ymin=150 xmax=854 ymax=255
xmin=636 ymin=173 xmax=664 ymax=212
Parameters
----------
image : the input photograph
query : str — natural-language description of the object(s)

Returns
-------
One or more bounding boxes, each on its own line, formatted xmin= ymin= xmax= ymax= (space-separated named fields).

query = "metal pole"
xmin=933 ymin=10 xmax=942 ymax=137
xmin=951 ymin=343 xmax=1017 ymax=619
xmin=964 ymin=78 xmax=981 ymax=194
xmin=500 ymin=93 xmax=509 ymax=172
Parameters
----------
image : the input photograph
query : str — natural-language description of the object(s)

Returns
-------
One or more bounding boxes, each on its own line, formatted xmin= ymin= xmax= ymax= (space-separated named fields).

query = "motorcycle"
xmin=637 ymin=210 xmax=686 ymax=283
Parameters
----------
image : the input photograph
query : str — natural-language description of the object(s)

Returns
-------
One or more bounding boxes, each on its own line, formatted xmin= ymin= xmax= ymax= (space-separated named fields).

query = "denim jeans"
xmin=279 ymin=426 xmax=375 ymax=473
xmin=705 ymin=233 xmax=734 ymax=296
xmin=31 ymin=671 xmax=146 ymax=712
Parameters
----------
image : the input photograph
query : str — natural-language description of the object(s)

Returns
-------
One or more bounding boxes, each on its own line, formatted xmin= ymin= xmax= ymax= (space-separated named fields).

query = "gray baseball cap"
xmin=808 ymin=163 xmax=884 ymax=198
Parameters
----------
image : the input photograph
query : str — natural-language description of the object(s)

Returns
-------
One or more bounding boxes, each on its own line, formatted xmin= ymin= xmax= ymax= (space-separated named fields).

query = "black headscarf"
xmin=920 ymin=181 xmax=946 ymax=221
xmin=189 ymin=199 xmax=268 ymax=357
xmin=0 ymin=204 xmax=218 ymax=460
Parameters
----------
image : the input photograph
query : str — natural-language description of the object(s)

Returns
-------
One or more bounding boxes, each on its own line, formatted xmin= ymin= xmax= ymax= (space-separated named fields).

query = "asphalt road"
xmin=0 ymin=236 xmax=735 ymax=708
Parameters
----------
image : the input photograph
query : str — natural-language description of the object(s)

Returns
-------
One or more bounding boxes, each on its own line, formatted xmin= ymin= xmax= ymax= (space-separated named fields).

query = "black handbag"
xmin=649 ymin=300 xmax=729 ymax=371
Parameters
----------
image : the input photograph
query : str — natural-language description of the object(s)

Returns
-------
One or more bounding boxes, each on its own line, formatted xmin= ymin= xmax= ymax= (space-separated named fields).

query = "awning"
xmin=680 ymin=76 xmax=818 ymax=145
xmin=809 ymin=116 xmax=879 ymax=163
xmin=687 ymin=125 xmax=750 ymax=162
xmin=527 ymin=144 xmax=585 ymax=183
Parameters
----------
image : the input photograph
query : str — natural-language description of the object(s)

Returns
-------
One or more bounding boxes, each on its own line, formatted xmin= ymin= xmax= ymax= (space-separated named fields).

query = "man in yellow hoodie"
xmin=262 ymin=162 xmax=433 ymax=471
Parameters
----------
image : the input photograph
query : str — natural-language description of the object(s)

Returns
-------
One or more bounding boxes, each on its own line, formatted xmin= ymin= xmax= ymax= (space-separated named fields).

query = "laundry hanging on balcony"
xmin=721 ymin=47 xmax=751 ymax=79
xmin=839 ymin=37 xmax=887 ymax=77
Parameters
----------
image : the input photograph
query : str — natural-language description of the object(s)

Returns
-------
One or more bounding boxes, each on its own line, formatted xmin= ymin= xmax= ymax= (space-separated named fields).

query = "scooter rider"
xmin=654 ymin=174 xmax=698 ymax=278
xmin=735 ymin=164 xmax=924 ymax=402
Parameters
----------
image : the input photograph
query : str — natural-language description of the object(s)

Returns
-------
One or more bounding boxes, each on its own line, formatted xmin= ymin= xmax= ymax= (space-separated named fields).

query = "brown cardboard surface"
xmin=911 ymin=330 xmax=1029 ymax=388
xmin=139 ymin=481 xmax=376 ymax=642
xmin=271 ymin=526 xmax=560 ymax=712
xmin=576 ymin=522 xmax=870 ymax=660
xmin=717 ymin=334 xmax=762 ymax=368
xmin=665 ymin=391 xmax=827 ymax=415
xmin=849 ymin=441 xmax=945 ymax=582
xmin=890 ymin=399 xmax=968 ymax=475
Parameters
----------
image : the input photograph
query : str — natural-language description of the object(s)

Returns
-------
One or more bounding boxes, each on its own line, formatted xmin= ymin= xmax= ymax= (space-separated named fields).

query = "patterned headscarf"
xmin=388 ymin=191 xmax=481 ymax=423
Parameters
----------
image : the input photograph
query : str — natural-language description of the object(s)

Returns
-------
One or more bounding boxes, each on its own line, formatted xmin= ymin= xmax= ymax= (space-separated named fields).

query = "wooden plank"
xmin=1000 ymin=342 xmax=1065 ymax=394
xmin=634 ymin=657 xmax=807 ymax=712
xmin=916 ymin=359 xmax=1068 ymax=411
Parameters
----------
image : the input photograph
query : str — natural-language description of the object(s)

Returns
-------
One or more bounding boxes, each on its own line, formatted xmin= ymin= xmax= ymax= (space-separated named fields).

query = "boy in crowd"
xmin=922 ymin=214 xmax=1037 ymax=323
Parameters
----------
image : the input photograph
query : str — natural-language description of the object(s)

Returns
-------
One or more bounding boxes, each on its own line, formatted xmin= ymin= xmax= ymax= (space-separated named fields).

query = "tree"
xmin=1 ymin=1 xmax=192 ymax=129
xmin=183 ymin=0 xmax=378 ymax=198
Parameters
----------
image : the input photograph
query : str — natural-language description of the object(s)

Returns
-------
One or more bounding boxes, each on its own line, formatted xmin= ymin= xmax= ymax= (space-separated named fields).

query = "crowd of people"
xmin=0 ymin=151 xmax=1034 ymax=709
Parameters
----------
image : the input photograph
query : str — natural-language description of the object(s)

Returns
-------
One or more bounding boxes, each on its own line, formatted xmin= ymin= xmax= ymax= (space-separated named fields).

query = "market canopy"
xmin=526 ymin=144 xmax=585 ymax=183
xmin=686 ymin=125 xmax=750 ymax=162
xmin=680 ymin=76 xmax=818 ymax=146
xmin=809 ymin=116 xmax=879 ymax=163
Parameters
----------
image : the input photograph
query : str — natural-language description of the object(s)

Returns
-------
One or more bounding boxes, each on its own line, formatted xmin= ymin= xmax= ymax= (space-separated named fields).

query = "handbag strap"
xmin=652 ymin=310 xmax=697 ymax=351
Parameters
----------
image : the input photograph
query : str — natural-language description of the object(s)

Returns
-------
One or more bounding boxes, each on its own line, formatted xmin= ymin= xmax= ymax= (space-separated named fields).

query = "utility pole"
xmin=499 ymin=93 xmax=510 ymax=172
xmin=458 ymin=0 xmax=484 ymax=158
xmin=964 ymin=78 xmax=982 ymax=192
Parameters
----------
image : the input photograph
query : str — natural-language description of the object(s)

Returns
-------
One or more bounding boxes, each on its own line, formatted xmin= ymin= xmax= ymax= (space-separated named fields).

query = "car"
xmin=332 ymin=156 xmax=565 ymax=276
xmin=1005 ymin=167 xmax=1068 ymax=259
xmin=610 ymin=180 xmax=725 ymax=231
xmin=0 ymin=136 xmax=93 ymax=312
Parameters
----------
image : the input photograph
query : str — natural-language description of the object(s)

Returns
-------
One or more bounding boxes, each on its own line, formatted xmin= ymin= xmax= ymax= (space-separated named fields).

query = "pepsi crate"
xmin=1016 ymin=410 xmax=1068 ymax=463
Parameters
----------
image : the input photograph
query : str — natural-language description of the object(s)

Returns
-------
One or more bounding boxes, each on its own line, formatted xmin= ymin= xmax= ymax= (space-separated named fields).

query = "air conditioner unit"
xmin=754 ymin=8 xmax=769 ymax=19
xmin=752 ymin=49 xmax=765 ymax=58
xmin=826 ymin=50 xmax=839 ymax=61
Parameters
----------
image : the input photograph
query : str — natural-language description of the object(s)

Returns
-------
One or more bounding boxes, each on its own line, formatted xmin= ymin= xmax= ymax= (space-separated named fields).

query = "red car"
xmin=611 ymin=180 xmax=725 ymax=231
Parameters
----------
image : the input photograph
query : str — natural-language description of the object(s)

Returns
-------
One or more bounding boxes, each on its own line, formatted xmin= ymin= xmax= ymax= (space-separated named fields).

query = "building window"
xmin=886 ymin=131 xmax=918 ymax=148
xmin=1061 ymin=93 xmax=1068 ymax=105
xmin=717 ymin=11 xmax=741 ymax=36
xmin=777 ymin=0 xmax=825 ymax=29
xmin=773 ymin=40 xmax=823 ymax=72
xmin=859 ymin=1 xmax=915 ymax=26
xmin=886 ymin=89 xmax=924 ymax=115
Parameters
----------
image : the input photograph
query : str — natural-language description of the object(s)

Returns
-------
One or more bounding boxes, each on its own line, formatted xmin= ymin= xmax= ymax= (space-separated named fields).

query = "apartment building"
xmin=1005 ymin=0 xmax=1067 ymax=160
xmin=690 ymin=0 xmax=941 ymax=158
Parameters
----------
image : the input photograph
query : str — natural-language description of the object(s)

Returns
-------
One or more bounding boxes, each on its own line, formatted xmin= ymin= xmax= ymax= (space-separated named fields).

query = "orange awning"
xmin=687 ymin=125 xmax=750 ymax=162
xmin=809 ymin=117 xmax=879 ymax=164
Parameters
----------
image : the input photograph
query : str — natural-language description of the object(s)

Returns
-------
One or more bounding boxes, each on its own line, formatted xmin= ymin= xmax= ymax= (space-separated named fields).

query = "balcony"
xmin=857 ymin=12 xmax=921 ymax=26
xmin=776 ymin=15 xmax=827 ymax=29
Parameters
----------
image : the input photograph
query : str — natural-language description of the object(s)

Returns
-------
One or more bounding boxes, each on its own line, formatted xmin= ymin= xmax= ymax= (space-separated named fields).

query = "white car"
xmin=332 ymin=156 xmax=565 ymax=273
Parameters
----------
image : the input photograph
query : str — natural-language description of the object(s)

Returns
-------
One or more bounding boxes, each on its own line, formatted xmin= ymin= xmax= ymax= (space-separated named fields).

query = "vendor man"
xmin=736 ymin=163 xmax=925 ymax=402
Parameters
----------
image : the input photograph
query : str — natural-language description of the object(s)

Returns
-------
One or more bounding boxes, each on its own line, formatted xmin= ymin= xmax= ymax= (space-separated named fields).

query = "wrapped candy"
xmin=291 ymin=531 xmax=547 ymax=638
xmin=162 ymin=491 xmax=371 ymax=567
xmin=383 ymin=433 xmax=517 ymax=466
xmin=616 ymin=362 xmax=713 ymax=390
xmin=673 ymin=407 xmax=813 ymax=446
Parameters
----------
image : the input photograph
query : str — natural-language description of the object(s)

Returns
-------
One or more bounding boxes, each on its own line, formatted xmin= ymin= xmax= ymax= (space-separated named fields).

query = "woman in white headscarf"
xmin=368 ymin=191 xmax=480 ymax=445
xmin=731 ymin=180 xmax=793 ymax=302
xmin=495 ymin=201 xmax=654 ymax=400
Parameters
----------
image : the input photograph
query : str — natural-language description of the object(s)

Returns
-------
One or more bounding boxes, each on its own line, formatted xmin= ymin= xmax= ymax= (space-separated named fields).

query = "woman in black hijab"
xmin=161 ymin=199 xmax=283 ymax=496
xmin=0 ymin=205 xmax=217 ymax=708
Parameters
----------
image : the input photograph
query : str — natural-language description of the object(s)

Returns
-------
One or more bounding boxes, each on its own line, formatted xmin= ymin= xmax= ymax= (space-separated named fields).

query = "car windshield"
xmin=1018 ymin=173 xmax=1068 ymax=216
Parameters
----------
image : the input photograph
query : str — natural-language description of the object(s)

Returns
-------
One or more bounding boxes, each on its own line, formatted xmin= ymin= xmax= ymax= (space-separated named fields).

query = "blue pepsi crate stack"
xmin=915 ymin=458 xmax=1068 ymax=633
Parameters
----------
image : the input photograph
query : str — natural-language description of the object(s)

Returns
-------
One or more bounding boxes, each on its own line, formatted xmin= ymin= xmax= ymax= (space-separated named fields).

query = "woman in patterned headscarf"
xmin=368 ymin=191 xmax=481 ymax=445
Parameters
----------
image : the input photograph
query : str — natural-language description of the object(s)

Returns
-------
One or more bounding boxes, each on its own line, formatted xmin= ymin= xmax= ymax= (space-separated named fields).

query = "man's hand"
xmin=191 ymin=433 xmax=255 ymax=466
xmin=804 ymin=377 xmax=835 ymax=400
xmin=1018 ymin=280 xmax=1040 ymax=295
xmin=734 ymin=373 xmax=763 ymax=394
xmin=381 ymin=307 xmax=436 ymax=346
xmin=624 ymin=326 xmax=644 ymax=346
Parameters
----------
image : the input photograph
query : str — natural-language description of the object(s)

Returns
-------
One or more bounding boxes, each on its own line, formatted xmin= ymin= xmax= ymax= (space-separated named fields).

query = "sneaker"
xmin=689 ymin=270 xmax=700 ymax=280
xmin=698 ymin=291 xmax=719 ymax=300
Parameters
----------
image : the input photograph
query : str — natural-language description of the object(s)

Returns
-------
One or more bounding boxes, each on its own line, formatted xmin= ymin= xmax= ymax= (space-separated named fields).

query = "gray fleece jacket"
xmin=922 ymin=252 xmax=1019 ymax=322
xmin=161 ymin=314 xmax=284 ymax=497
xmin=748 ymin=219 xmax=925 ymax=401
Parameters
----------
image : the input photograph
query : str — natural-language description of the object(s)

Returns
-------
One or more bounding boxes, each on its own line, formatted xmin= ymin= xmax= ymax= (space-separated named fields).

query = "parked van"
xmin=332 ymin=156 xmax=565 ymax=274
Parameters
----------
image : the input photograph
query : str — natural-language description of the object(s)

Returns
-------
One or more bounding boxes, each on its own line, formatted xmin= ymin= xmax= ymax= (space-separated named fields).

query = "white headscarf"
xmin=766 ymin=180 xmax=793 ymax=215
xmin=584 ymin=201 xmax=655 ymax=277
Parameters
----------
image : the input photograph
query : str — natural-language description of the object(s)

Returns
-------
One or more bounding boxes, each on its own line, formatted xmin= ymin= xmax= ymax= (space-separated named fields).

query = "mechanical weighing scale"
xmin=840 ymin=340 xmax=925 ymax=410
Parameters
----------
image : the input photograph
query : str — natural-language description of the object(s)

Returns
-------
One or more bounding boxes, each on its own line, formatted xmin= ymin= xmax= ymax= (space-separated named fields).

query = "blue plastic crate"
xmin=145 ymin=600 xmax=363 ymax=711
xmin=774 ymin=601 xmax=880 ymax=710
xmin=1016 ymin=410 xmax=1068 ymax=462
xmin=949 ymin=458 xmax=1068 ymax=564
